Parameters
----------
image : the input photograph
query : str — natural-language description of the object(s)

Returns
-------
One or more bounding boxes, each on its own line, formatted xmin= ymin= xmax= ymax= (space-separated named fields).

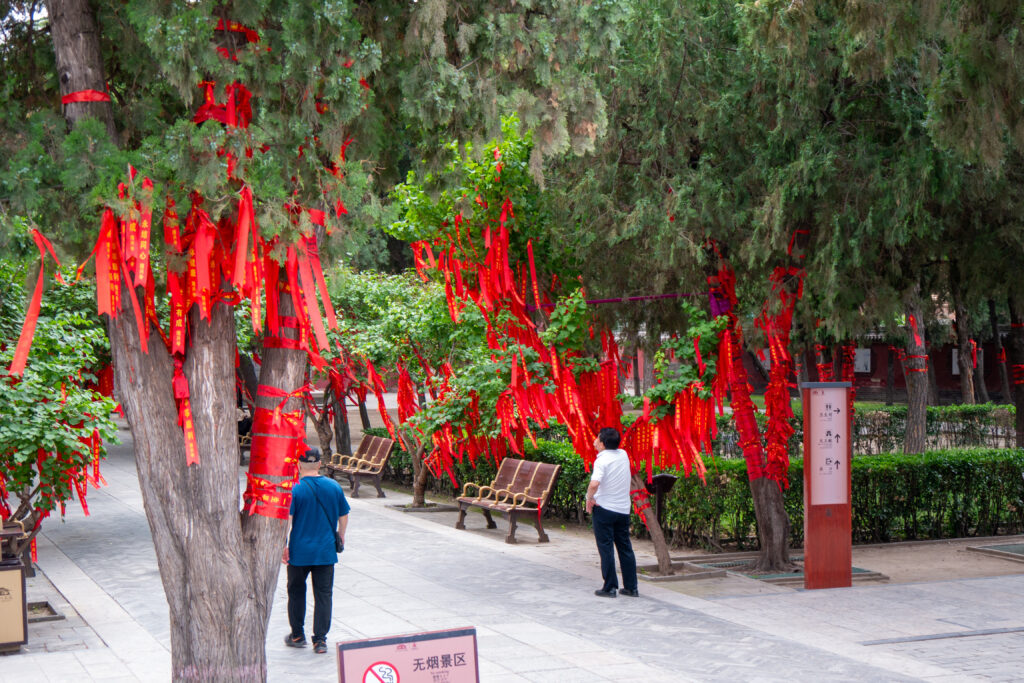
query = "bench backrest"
xmin=491 ymin=458 xmax=560 ymax=506
xmin=358 ymin=435 xmax=395 ymax=467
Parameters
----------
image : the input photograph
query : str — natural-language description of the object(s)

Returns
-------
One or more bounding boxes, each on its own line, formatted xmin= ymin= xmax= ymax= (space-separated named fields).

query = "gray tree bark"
xmin=904 ymin=294 xmax=928 ymax=454
xmin=991 ymin=299 xmax=1012 ymax=403
xmin=949 ymin=261 xmax=976 ymax=404
xmin=48 ymin=3 xmax=305 ymax=679
xmin=46 ymin=0 xmax=118 ymax=142
xmin=1008 ymin=295 xmax=1024 ymax=448
xmin=885 ymin=345 xmax=895 ymax=406
xmin=630 ymin=474 xmax=671 ymax=575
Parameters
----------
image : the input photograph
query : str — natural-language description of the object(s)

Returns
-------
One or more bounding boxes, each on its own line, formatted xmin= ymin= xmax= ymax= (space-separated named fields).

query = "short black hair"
xmin=597 ymin=427 xmax=621 ymax=450
xmin=299 ymin=448 xmax=321 ymax=464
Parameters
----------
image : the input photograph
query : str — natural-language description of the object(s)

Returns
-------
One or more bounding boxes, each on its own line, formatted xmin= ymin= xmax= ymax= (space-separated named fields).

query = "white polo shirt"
xmin=591 ymin=449 xmax=632 ymax=514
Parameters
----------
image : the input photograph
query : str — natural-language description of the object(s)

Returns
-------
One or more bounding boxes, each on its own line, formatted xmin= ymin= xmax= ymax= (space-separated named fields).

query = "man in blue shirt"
xmin=283 ymin=448 xmax=350 ymax=654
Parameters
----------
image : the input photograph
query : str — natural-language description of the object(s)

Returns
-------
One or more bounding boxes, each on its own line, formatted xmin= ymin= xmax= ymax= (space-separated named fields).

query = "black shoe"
xmin=594 ymin=588 xmax=617 ymax=598
xmin=313 ymin=640 xmax=327 ymax=654
xmin=285 ymin=633 xmax=307 ymax=648
xmin=619 ymin=588 xmax=639 ymax=597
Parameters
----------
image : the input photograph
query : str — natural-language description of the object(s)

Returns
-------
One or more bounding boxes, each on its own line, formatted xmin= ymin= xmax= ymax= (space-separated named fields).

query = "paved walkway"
xmin=3 ymin=420 xmax=1024 ymax=682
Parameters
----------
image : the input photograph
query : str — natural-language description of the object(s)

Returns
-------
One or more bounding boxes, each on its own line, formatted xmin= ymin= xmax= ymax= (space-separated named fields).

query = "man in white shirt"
xmin=585 ymin=427 xmax=639 ymax=597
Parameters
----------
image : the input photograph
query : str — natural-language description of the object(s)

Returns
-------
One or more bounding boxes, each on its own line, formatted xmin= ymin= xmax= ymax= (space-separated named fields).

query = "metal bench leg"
xmin=351 ymin=476 xmax=361 ymax=498
xmin=373 ymin=474 xmax=385 ymax=498
xmin=505 ymin=512 xmax=518 ymax=544
xmin=455 ymin=505 xmax=468 ymax=530
xmin=482 ymin=509 xmax=498 ymax=529
xmin=347 ymin=472 xmax=355 ymax=490
xmin=535 ymin=514 xmax=550 ymax=543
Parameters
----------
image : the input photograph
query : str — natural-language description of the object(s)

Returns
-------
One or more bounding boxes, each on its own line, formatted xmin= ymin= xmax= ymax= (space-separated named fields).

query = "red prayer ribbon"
xmin=61 ymin=89 xmax=111 ymax=104
xmin=8 ymin=230 xmax=64 ymax=376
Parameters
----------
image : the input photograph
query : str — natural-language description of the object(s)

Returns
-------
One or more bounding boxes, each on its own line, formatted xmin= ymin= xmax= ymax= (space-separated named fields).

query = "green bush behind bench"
xmin=363 ymin=428 xmax=1024 ymax=548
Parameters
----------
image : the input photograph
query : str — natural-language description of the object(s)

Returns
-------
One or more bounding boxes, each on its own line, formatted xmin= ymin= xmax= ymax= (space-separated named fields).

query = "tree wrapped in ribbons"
xmin=8 ymin=1 xmax=625 ymax=678
xmin=390 ymin=120 xmax=727 ymax=573
xmin=321 ymin=267 xmax=501 ymax=507
xmin=34 ymin=2 xmax=377 ymax=679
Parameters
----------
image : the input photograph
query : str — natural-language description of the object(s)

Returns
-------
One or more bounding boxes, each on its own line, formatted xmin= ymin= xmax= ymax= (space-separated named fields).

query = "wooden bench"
xmin=455 ymin=458 xmax=561 ymax=544
xmin=323 ymin=435 xmax=396 ymax=498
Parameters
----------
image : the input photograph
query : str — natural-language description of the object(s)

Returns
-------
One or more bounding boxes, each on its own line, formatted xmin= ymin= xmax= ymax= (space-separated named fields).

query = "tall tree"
xmin=11 ymin=2 xmax=626 ymax=679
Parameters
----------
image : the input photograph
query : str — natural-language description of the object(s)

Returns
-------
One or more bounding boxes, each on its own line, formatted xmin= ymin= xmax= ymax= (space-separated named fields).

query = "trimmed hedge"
xmin=528 ymin=403 xmax=1017 ymax=457
xmin=655 ymin=447 xmax=1024 ymax=548
xmin=365 ymin=428 xmax=1024 ymax=549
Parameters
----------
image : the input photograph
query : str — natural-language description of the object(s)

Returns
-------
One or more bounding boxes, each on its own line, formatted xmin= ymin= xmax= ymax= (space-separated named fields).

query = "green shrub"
xmin=662 ymin=447 xmax=1024 ymax=549
xmin=365 ymin=428 xmax=1024 ymax=551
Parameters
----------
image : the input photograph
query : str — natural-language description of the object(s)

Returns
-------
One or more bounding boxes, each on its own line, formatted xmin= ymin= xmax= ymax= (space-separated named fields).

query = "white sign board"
xmin=807 ymin=386 xmax=848 ymax=505
xmin=854 ymin=348 xmax=871 ymax=373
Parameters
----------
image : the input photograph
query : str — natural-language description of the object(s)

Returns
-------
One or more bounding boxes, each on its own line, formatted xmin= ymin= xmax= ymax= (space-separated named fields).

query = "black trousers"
xmin=287 ymin=564 xmax=334 ymax=643
xmin=592 ymin=505 xmax=638 ymax=592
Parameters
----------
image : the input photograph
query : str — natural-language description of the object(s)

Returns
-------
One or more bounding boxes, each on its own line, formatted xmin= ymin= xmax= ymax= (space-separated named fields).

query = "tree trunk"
xmin=632 ymin=352 xmax=642 ymax=397
xmin=309 ymin=391 xmax=333 ymax=459
xmin=927 ymin=354 xmax=940 ymax=406
xmin=950 ymin=261 xmax=976 ymax=404
xmin=974 ymin=340 xmax=990 ymax=403
xmin=814 ymin=343 xmax=833 ymax=381
xmin=332 ymin=393 xmax=352 ymax=456
xmin=795 ymin=347 xmax=809 ymax=385
xmin=237 ymin=353 xmax=259 ymax=409
xmin=629 ymin=474 xmax=671 ymax=575
xmin=410 ymin=443 xmax=428 ymax=507
xmin=45 ymin=0 xmax=118 ymax=142
xmin=706 ymin=253 xmax=791 ymax=573
xmin=1008 ymin=294 xmax=1024 ymax=448
xmin=110 ymin=297 xmax=304 ymax=681
xmin=749 ymin=478 xmax=790 ymax=571
xmin=357 ymin=398 xmax=372 ymax=431
xmin=991 ymin=299 xmax=1012 ymax=403
xmin=904 ymin=295 xmax=928 ymax=454
xmin=885 ymin=345 xmax=895 ymax=406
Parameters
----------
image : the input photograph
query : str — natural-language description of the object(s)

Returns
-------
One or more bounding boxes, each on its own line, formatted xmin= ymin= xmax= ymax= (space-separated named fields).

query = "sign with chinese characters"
xmin=807 ymin=386 xmax=848 ymax=505
xmin=338 ymin=627 xmax=479 ymax=683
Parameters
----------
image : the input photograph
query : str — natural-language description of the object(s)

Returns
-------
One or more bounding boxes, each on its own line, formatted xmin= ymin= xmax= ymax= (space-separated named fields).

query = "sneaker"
xmin=594 ymin=588 xmax=617 ymax=598
xmin=285 ymin=633 xmax=307 ymax=648
xmin=619 ymin=588 xmax=639 ymax=597
xmin=313 ymin=640 xmax=327 ymax=654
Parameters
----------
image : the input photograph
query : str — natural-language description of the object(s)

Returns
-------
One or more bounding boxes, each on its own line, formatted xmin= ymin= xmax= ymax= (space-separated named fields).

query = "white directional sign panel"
xmin=807 ymin=386 xmax=848 ymax=505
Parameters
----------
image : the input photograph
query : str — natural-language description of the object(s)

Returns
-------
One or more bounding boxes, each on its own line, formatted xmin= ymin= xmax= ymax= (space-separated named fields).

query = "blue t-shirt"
xmin=288 ymin=476 xmax=350 ymax=566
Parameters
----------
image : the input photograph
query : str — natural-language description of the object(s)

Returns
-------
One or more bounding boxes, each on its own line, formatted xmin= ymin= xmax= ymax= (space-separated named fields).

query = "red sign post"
xmin=801 ymin=382 xmax=852 ymax=589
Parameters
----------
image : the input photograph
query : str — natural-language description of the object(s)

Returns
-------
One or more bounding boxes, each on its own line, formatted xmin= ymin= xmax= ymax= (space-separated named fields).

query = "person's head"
xmin=595 ymin=427 xmax=621 ymax=452
xmin=298 ymin=448 xmax=321 ymax=473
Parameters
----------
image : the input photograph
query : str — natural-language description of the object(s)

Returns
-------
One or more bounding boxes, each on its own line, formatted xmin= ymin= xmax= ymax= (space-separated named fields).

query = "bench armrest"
xmin=488 ymin=487 xmax=521 ymax=504
xmin=475 ymin=485 xmax=500 ymax=500
xmin=510 ymin=492 xmax=541 ymax=508
xmin=461 ymin=482 xmax=485 ymax=498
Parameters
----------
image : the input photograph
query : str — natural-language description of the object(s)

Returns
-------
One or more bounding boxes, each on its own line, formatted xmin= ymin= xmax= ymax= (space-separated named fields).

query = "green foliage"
xmin=372 ymin=420 xmax=1024 ymax=547
xmin=660 ymin=447 xmax=1024 ymax=550
xmin=539 ymin=288 xmax=599 ymax=372
xmin=626 ymin=302 xmax=727 ymax=414
xmin=0 ymin=256 xmax=119 ymax=524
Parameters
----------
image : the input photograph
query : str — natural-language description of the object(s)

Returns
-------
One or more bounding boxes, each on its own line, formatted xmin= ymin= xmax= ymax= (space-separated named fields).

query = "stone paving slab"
xmin=7 ymin=423 xmax=1024 ymax=681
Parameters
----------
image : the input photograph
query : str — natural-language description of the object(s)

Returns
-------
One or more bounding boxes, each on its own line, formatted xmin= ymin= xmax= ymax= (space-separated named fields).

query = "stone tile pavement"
xmin=3 ymin=421 xmax=1024 ymax=682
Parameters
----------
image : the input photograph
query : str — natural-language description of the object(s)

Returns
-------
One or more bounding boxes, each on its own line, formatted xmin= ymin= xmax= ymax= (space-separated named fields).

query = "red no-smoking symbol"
xmin=364 ymin=661 xmax=399 ymax=683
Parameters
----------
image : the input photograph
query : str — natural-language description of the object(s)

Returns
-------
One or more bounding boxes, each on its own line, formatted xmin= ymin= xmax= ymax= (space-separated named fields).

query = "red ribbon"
xmin=8 ymin=230 xmax=64 ymax=376
xmin=908 ymin=314 xmax=923 ymax=348
xmin=61 ymin=89 xmax=111 ymax=104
